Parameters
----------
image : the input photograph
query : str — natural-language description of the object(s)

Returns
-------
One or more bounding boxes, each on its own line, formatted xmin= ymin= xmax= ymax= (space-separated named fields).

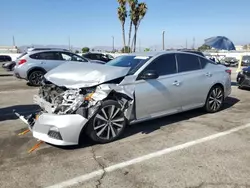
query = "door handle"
xmin=172 ymin=80 xmax=180 ymax=86
xmin=205 ymin=72 xmax=212 ymax=77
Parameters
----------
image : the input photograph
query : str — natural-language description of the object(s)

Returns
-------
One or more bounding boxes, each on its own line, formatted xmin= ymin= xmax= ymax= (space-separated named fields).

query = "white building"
xmin=0 ymin=46 xmax=19 ymax=53
xmin=235 ymin=45 xmax=244 ymax=51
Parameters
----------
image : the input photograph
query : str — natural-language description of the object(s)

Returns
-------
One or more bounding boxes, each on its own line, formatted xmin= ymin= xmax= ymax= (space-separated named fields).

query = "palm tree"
xmin=127 ymin=0 xmax=137 ymax=52
xmin=131 ymin=2 xmax=147 ymax=52
xmin=117 ymin=0 xmax=127 ymax=52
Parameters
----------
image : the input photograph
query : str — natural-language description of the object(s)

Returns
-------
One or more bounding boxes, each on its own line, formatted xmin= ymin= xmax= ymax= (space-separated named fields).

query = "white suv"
xmin=14 ymin=50 xmax=105 ymax=86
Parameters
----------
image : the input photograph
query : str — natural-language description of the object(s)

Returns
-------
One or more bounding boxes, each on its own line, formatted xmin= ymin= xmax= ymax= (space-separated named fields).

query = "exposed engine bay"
xmin=35 ymin=77 xmax=134 ymax=121
xmin=37 ymin=82 xmax=95 ymax=116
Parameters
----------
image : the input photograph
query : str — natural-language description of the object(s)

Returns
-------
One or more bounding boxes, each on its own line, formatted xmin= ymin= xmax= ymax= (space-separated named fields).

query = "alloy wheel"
xmin=29 ymin=71 xmax=44 ymax=86
xmin=208 ymin=87 xmax=223 ymax=111
xmin=93 ymin=105 xmax=125 ymax=140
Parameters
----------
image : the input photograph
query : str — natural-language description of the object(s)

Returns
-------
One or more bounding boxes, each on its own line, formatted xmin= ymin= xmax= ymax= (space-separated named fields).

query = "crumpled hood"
xmin=44 ymin=61 xmax=130 ymax=88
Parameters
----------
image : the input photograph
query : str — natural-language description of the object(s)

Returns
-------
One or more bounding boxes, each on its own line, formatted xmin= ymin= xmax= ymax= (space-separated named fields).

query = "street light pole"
xmin=68 ymin=36 xmax=71 ymax=51
xmin=112 ymin=36 xmax=114 ymax=52
xmin=162 ymin=31 xmax=165 ymax=50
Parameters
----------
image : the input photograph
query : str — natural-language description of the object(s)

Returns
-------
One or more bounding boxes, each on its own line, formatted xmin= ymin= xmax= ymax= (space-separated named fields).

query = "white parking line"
xmin=46 ymin=123 xmax=250 ymax=188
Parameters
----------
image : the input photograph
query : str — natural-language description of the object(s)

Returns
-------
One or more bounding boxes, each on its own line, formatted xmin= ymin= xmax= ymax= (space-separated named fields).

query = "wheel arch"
xmin=27 ymin=67 xmax=47 ymax=78
xmin=209 ymin=82 xmax=224 ymax=94
xmin=78 ymin=90 xmax=134 ymax=145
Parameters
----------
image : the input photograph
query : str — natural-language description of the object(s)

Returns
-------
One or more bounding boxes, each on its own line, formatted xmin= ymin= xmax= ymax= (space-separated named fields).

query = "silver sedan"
xmin=18 ymin=51 xmax=231 ymax=146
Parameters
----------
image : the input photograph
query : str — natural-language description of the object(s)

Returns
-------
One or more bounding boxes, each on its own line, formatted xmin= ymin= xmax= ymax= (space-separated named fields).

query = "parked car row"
xmin=16 ymin=50 xmax=232 ymax=148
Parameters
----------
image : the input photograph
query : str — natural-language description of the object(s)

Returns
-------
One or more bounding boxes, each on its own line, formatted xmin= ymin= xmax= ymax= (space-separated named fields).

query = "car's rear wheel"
xmin=86 ymin=100 xmax=126 ymax=143
xmin=28 ymin=70 xmax=45 ymax=86
xmin=204 ymin=85 xmax=224 ymax=113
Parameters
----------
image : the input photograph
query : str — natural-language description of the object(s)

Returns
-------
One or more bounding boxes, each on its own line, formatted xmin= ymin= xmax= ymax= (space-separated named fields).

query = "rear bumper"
xmin=31 ymin=113 xmax=88 ymax=146
xmin=13 ymin=66 xmax=28 ymax=80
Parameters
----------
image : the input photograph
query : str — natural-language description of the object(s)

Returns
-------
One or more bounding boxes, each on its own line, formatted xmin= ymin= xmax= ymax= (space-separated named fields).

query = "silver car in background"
xmin=13 ymin=49 xmax=105 ymax=86
xmin=20 ymin=51 xmax=231 ymax=146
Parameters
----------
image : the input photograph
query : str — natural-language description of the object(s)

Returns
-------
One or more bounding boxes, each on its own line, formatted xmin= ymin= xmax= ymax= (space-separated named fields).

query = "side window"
xmin=176 ymin=54 xmax=201 ymax=73
xmin=30 ymin=52 xmax=60 ymax=60
xmin=61 ymin=52 xmax=88 ymax=62
xmin=142 ymin=54 xmax=177 ymax=76
xmin=39 ymin=52 xmax=57 ymax=60
xmin=90 ymin=54 xmax=98 ymax=60
xmin=84 ymin=54 xmax=90 ymax=58
xmin=61 ymin=53 xmax=72 ymax=61
xmin=199 ymin=57 xmax=211 ymax=68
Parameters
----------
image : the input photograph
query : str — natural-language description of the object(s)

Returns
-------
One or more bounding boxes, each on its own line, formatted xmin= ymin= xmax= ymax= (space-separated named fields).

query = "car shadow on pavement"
xmin=56 ymin=96 xmax=240 ymax=151
xmin=0 ymin=104 xmax=41 ymax=122
xmin=26 ymin=82 xmax=39 ymax=87
xmin=0 ymin=74 xmax=13 ymax=77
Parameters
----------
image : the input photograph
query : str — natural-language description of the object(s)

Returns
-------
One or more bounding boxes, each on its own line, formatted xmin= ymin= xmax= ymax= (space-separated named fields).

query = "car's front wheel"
xmin=204 ymin=85 xmax=224 ymax=113
xmin=86 ymin=100 xmax=127 ymax=143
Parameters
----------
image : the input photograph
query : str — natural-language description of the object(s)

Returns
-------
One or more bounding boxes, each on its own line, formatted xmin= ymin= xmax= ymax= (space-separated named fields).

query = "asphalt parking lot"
xmin=1 ymin=67 xmax=250 ymax=188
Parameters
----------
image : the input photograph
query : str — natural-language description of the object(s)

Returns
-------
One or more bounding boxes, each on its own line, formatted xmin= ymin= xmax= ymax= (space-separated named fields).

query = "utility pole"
xmin=12 ymin=36 xmax=16 ymax=46
xmin=162 ymin=31 xmax=165 ymax=50
xmin=112 ymin=36 xmax=114 ymax=52
xmin=192 ymin=37 xmax=195 ymax=49
xmin=68 ymin=36 xmax=71 ymax=51
xmin=185 ymin=39 xmax=188 ymax=49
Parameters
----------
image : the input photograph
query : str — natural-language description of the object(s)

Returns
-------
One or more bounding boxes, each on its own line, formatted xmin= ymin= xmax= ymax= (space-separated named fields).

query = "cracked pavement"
xmin=91 ymin=146 xmax=106 ymax=188
xmin=1 ymin=68 xmax=250 ymax=188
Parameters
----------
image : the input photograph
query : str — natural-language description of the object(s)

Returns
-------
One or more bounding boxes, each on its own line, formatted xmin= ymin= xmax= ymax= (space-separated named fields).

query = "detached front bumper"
xmin=23 ymin=112 xmax=88 ymax=146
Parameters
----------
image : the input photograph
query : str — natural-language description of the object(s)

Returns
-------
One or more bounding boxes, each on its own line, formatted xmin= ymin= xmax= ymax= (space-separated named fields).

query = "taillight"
xmin=225 ymin=69 xmax=231 ymax=75
xmin=18 ymin=59 xmax=27 ymax=65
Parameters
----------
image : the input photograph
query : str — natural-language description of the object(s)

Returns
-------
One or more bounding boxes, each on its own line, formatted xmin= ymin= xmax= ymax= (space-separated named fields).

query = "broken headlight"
xmin=54 ymin=89 xmax=85 ymax=114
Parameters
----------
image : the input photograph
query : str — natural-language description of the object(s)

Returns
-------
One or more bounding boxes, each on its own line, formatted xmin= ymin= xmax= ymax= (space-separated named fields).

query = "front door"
xmin=134 ymin=53 xmax=182 ymax=120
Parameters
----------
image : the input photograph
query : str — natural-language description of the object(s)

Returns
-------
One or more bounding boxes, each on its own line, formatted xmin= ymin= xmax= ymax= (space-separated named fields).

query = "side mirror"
xmin=140 ymin=70 xmax=159 ymax=80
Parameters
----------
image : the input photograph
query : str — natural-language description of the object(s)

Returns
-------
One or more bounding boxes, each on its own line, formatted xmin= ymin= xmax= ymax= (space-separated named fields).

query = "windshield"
xmin=242 ymin=56 xmax=250 ymax=60
xmin=106 ymin=55 xmax=152 ymax=75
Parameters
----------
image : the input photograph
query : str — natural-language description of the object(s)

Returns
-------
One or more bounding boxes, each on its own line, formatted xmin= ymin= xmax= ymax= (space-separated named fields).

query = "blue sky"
xmin=1 ymin=0 xmax=250 ymax=48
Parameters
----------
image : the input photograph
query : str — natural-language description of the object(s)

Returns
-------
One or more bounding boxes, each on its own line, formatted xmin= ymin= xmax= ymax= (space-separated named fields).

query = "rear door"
xmin=175 ymin=53 xmax=212 ymax=110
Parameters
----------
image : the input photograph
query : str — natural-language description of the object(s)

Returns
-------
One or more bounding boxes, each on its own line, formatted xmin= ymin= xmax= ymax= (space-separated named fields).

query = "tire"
xmin=86 ymin=100 xmax=127 ymax=144
xmin=28 ymin=70 xmax=45 ymax=86
xmin=204 ymin=85 xmax=224 ymax=113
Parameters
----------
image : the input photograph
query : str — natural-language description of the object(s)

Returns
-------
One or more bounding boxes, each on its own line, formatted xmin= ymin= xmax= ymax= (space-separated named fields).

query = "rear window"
xmin=17 ymin=52 xmax=27 ymax=59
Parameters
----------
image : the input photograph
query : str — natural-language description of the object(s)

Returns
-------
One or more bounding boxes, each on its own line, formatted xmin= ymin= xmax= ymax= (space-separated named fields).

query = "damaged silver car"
xmin=18 ymin=51 xmax=231 ymax=146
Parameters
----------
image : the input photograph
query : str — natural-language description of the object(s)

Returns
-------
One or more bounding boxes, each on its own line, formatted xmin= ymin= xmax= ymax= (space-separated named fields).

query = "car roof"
xmin=85 ymin=52 xmax=104 ymax=55
xmin=122 ymin=50 xmax=205 ymax=57
xmin=27 ymin=48 xmax=69 ymax=51
xmin=27 ymin=49 xmax=73 ymax=55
